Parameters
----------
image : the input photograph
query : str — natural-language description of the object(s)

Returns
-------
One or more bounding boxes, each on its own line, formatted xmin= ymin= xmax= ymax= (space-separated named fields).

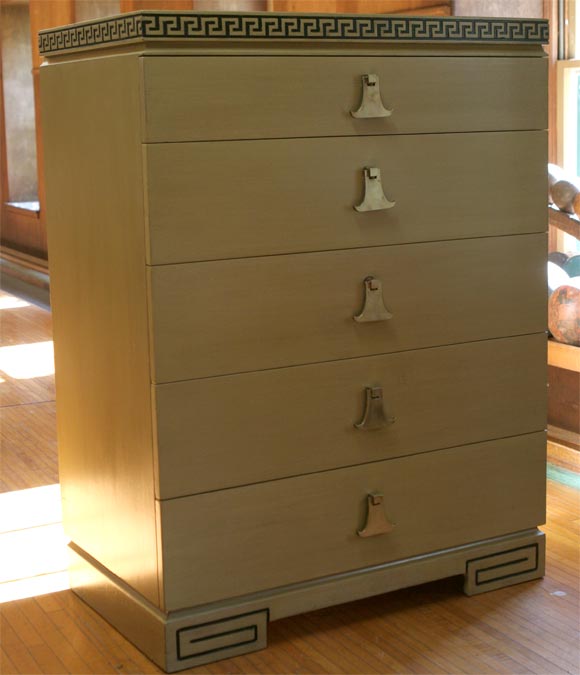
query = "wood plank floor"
xmin=1 ymin=289 xmax=579 ymax=674
xmin=0 ymin=291 xmax=57 ymax=492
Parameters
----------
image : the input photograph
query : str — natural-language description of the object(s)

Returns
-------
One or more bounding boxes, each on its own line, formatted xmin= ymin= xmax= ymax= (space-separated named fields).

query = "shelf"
xmin=549 ymin=204 xmax=580 ymax=240
xmin=548 ymin=338 xmax=580 ymax=372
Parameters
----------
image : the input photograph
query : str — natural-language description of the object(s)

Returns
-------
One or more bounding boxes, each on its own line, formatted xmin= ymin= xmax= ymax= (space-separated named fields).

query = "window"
xmin=555 ymin=2 xmax=580 ymax=254
xmin=1 ymin=1 xmax=38 ymax=212
xmin=557 ymin=55 xmax=580 ymax=179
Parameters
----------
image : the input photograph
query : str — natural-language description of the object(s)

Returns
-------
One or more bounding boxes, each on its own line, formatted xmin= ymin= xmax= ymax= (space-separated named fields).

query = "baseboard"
xmin=68 ymin=529 xmax=545 ymax=672
xmin=548 ymin=438 xmax=580 ymax=470
xmin=0 ymin=247 xmax=50 ymax=309
xmin=548 ymin=426 xmax=580 ymax=453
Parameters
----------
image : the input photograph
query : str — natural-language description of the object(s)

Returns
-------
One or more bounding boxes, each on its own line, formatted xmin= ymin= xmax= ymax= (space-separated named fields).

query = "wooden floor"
xmin=0 ymin=291 xmax=57 ymax=492
xmin=1 ymin=289 xmax=579 ymax=675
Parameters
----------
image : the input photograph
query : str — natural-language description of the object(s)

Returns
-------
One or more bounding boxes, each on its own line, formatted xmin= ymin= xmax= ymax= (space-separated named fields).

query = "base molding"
xmin=69 ymin=528 xmax=545 ymax=672
xmin=0 ymin=247 xmax=50 ymax=309
xmin=548 ymin=426 xmax=580 ymax=453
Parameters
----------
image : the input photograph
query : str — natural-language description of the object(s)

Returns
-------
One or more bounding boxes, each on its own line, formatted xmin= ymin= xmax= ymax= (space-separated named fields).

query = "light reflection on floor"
xmin=0 ymin=484 xmax=70 ymax=603
xmin=0 ymin=295 xmax=30 ymax=310
xmin=0 ymin=341 xmax=55 ymax=379
xmin=0 ymin=290 xmax=65 ymax=602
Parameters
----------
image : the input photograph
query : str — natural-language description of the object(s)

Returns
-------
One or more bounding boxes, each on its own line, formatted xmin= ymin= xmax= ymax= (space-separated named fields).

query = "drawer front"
xmin=159 ymin=432 xmax=546 ymax=610
xmin=155 ymin=334 xmax=547 ymax=499
xmin=145 ymin=131 xmax=546 ymax=265
xmin=149 ymin=234 xmax=546 ymax=383
xmin=141 ymin=56 xmax=547 ymax=143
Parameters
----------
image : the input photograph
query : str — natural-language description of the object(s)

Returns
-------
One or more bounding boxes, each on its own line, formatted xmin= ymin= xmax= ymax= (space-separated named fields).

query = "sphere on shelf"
xmin=548 ymin=251 xmax=569 ymax=268
xmin=548 ymin=285 xmax=580 ymax=347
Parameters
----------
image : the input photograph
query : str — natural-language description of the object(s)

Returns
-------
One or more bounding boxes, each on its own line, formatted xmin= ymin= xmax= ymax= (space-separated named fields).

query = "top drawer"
xmin=141 ymin=56 xmax=547 ymax=143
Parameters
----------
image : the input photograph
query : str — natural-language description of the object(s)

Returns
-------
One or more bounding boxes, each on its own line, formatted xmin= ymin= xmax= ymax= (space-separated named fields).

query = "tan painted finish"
xmin=141 ymin=55 xmax=547 ymax=143
xmin=67 ymin=545 xmax=167 ymax=669
xmin=463 ymin=539 xmax=546 ymax=595
xmin=154 ymin=334 xmax=547 ymax=498
xmin=144 ymin=131 xmax=547 ymax=264
xmin=39 ymin=55 xmax=159 ymax=606
xmin=63 ymin=527 xmax=548 ymax=672
xmin=175 ymin=610 xmax=268 ymax=668
xmin=148 ymin=234 xmax=546 ymax=383
xmin=40 ymin=11 xmax=548 ymax=669
xmin=44 ymin=43 xmax=549 ymax=66
xmin=159 ymin=433 xmax=546 ymax=610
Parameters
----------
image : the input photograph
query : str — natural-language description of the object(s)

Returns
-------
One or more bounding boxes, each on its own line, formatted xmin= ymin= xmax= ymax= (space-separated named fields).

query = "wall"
xmin=453 ymin=0 xmax=543 ymax=18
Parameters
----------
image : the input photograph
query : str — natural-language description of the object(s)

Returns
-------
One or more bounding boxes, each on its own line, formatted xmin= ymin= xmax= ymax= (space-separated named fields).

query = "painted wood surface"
xmin=39 ymin=54 xmax=159 ymax=606
xmin=37 ymin=11 xmax=550 ymax=668
xmin=141 ymin=55 xmax=547 ymax=143
xmin=145 ymin=131 xmax=547 ymax=264
xmin=148 ymin=234 xmax=547 ymax=383
xmin=154 ymin=333 xmax=547 ymax=498
xmin=158 ymin=433 xmax=547 ymax=610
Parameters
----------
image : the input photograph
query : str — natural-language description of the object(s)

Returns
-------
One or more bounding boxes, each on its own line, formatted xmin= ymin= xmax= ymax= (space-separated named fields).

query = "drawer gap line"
xmin=153 ymin=330 xmax=548 ymax=386
xmin=143 ymin=128 xmax=547 ymax=146
xmin=157 ymin=429 xmax=547 ymax=502
xmin=146 ymin=231 xmax=548 ymax=268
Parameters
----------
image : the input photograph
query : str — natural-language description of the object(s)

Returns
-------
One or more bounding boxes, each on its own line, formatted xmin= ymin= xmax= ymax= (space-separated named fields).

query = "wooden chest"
xmin=39 ymin=11 xmax=549 ymax=672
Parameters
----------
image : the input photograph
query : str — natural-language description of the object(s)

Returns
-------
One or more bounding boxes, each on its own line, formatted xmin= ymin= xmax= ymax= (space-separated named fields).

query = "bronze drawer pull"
xmin=355 ymin=386 xmax=395 ymax=431
xmin=354 ymin=167 xmax=396 ymax=212
xmin=358 ymin=493 xmax=395 ymax=537
xmin=354 ymin=276 xmax=393 ymax=323
xmin=351 ymin=74 xmax=393 ymax=119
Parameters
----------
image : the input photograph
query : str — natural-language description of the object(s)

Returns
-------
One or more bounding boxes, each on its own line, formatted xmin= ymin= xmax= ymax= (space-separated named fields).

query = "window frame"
xmin=0 ymin=0 xmax=43 ymax=262
xmin=557 ymin=58 xmax=580 ymax=177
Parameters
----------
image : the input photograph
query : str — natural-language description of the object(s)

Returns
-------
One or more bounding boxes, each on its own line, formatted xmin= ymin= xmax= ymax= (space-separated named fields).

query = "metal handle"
xmin=351 ymin=74 xmax=393 ymax=119
xmin=355 ymin=386 xmax=395 ymax=431
xmin=354 ymin=167 xmax=395 ymax=213
xmin=357 ymin=493 xmax=395 ymax=538
xmin=354 ymin=276 xmax=393 ymax=323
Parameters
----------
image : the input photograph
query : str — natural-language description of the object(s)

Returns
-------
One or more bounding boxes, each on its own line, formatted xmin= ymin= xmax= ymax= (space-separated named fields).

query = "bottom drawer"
xmin=159 ymin=432 xmax=546 ymax=610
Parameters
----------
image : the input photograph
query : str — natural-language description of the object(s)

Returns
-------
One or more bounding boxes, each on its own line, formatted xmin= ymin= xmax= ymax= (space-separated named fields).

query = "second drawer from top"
xmin=144 ymin=131 xmax=546 ymax=265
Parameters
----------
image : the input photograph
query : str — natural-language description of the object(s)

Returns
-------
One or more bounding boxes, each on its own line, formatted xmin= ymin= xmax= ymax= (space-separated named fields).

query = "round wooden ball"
xmin=548 ymin=285 xmax=580 ymax=346
xmin=551 ymin=180 xmax=578 ymax=214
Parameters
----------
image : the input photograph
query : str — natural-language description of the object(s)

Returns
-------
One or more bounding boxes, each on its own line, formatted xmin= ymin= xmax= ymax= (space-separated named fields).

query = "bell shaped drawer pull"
xmin=351 ymin=74 xmax=393 ymax=119
xmin=354 ymin=276 xmax=393 ymax=323
xmin=355 ymin=386 xmax=395 ymax=431
xmin=354 ymin=167 xmax=396 ymax=213
xmin=358 ymin=493 xmax=396 ymax=538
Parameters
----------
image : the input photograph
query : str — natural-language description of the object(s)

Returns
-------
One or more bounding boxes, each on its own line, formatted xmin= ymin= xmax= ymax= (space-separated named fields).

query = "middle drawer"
xmin=148 ymin=234 xmax=546 ymax=383
xmin=144 ymin=131 xmax=546 ymax=265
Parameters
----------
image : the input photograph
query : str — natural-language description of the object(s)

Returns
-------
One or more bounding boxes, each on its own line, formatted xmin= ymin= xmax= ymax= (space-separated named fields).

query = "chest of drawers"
xmin=40 ymin=11 xmax=549 ymax=672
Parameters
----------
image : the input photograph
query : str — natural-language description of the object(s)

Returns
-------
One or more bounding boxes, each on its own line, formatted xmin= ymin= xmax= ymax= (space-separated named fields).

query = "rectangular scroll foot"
xmin=171 ymin=610 xmax=268 ymax=671
xmin=464 ymin=531 xmax=545 ymax=595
